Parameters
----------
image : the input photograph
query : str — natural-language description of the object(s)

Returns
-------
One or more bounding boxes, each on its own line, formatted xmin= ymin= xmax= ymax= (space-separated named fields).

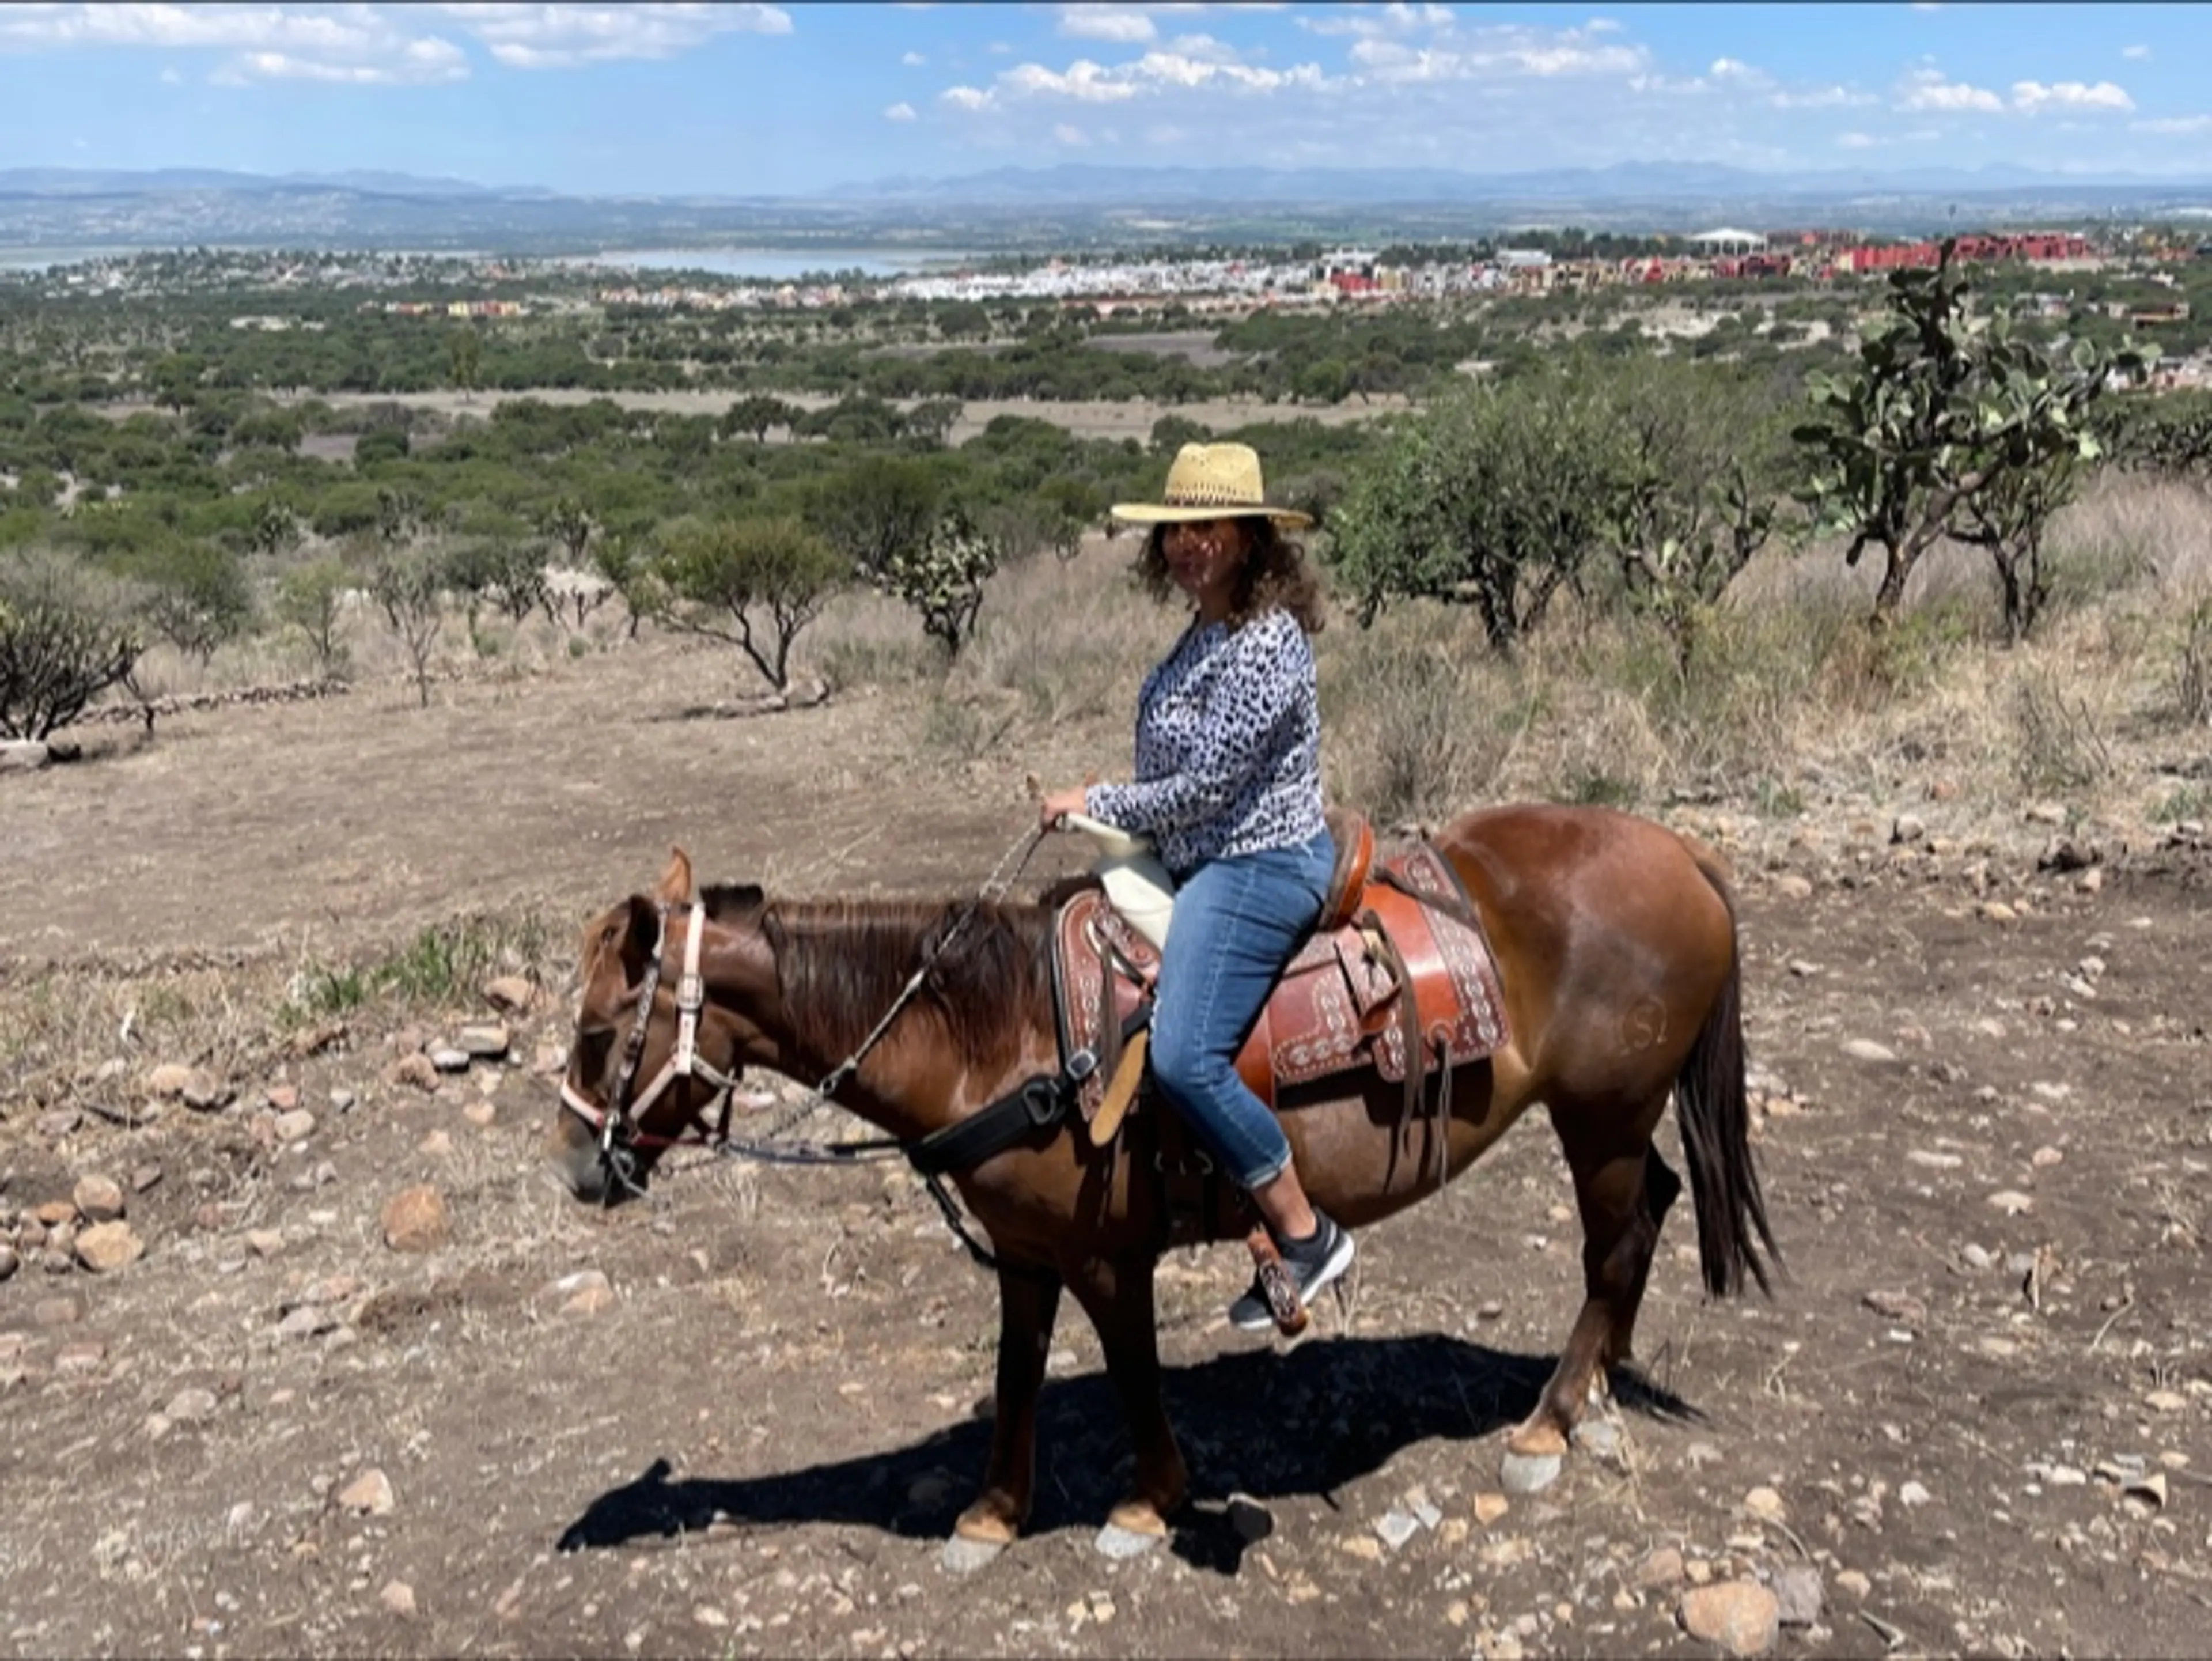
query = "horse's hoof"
xmin=1094 ymin=1522 xmax=1165 ymax=1561
xmin=940 ymin=1535 xmax=1005 ymax=1575
xmin=1499 ymin=1448 xmax=1564 ymax=1494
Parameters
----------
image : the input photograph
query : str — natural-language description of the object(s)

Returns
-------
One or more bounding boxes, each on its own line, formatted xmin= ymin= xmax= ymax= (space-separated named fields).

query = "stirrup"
xmin=1243 ymin=1224 xmax=1310 ymax=1337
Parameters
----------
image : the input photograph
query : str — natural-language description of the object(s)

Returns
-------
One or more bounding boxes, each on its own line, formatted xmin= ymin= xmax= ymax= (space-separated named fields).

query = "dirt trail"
xmin=3 ymin=642 xmax=2210 ymax=1658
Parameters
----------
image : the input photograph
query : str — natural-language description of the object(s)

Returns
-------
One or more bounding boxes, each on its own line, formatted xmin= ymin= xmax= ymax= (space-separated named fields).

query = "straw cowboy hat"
xmin=1109 ymin=442 xmax=1313 ymax=530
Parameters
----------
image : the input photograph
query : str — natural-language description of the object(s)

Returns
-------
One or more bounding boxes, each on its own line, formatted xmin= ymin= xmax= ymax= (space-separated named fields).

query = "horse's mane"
xmin=702 ymin=884 xmax=1058 ymax=1070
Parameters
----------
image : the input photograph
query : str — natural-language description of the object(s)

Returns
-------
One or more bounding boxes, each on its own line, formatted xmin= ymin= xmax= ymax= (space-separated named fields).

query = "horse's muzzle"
xmin=546 ymin=1119 xmax=645 ymax=1206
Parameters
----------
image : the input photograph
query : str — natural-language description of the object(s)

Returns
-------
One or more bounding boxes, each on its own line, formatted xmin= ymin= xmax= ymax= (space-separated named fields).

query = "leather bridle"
xmin=559 ymin=901 xmax=743 ymax=1196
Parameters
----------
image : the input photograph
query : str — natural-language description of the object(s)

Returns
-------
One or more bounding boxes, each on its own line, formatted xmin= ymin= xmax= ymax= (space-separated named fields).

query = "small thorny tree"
xmin=886 ymin=508 xmax=1002 ymax=661
xmin=0 ymin=549 xmax=142 ymax=741
xmin=541 ymin=496 xmax=596 ymax=568
xmin=652 ymin=516 xmax=849 ymax=697
xmin=1794 ymin=239 xmax=2127 ymax=633
xmin=370 ymin=544 xmax=452 ymax=709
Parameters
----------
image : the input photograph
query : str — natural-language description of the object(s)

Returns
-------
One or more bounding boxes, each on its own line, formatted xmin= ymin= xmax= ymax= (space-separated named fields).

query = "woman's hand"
xmin=1039 ymin=785 xmax=1091 ymax=833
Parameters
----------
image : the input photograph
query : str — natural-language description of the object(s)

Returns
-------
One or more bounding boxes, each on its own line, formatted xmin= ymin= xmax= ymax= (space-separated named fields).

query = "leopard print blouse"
xmin=1084 ymin=608 xmax=1325 ymax=880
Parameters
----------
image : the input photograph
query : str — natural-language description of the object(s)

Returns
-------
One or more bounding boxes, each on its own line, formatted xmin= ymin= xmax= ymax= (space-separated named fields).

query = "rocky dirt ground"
xmin=3 ymin=642 xmax=2211 ymax=1659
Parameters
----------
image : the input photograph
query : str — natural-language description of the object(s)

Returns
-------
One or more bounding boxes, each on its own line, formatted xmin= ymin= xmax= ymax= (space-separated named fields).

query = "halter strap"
xmin=560 ymin=902 xmax=744 ymax=1153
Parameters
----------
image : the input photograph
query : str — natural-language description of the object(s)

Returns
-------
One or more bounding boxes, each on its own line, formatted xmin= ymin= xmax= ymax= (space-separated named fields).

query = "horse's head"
xmin=546 ymin=847 xmax=769 ymax=1205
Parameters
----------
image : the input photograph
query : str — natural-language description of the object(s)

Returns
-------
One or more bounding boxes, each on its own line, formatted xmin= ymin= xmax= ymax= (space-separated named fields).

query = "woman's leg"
xmin=1150 ymin=834 xmax=1352 ymax=1318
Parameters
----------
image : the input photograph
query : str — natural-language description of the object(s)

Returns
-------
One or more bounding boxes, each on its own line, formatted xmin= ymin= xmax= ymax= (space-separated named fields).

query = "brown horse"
xmin=546 ymin=803 xmax=1776 ymax=1564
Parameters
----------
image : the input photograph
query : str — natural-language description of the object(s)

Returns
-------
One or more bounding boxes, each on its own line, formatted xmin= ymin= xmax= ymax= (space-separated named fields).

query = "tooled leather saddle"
xmin=1049 ymin=810 xmax=1510 ymax=1171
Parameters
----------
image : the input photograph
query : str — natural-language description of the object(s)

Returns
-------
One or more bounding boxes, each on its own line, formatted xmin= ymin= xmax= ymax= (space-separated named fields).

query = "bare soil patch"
xmin=3 ymin=640 xmax=2210 ymax=1658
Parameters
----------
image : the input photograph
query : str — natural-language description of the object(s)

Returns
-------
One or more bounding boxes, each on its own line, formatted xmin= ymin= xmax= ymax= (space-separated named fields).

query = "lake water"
xmin=0 ymin=245 xmax=983 ymax=278
xmin=571 ymin=248 xmax=981 ymax=281
xmin=0 ymin=248 xmax=139 ymax=271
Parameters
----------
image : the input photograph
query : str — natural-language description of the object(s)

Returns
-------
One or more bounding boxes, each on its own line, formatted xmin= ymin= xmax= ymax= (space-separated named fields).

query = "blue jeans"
xmin=1151 ymin=830 xmax=1334 ymax=1190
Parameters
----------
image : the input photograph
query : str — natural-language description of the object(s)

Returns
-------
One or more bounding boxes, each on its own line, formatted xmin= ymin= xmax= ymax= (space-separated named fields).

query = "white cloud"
xmin=1298 ymin=2 xmax=1455 ymax=39
xmin=962 ymin=43 xmax=1324 ymax=108
xmin=1052 ymin=121 xmax=1090 ymax=145
xmin=1003 ymin=57 xmax=1139 ymax=101
xmin=1838 ymin=131 xmax=1880 ymax=149
xmin=1709 ymin=56 xmax=1760 ymax=82
xmin=902 ymin=49 xmax=924 ymax=66
xmin=442 ymin=3 xmax=790 ymax=70
xmin=1349 ymin=23 xmax=1647 ymax=82
xmin=1771 ymin=84 xmax=1874 ymax=109
xmin=2121 ymin=44 xmax=2151 ymax=60
xmin=238 ymin=43 xmax=463 ymax=83
xmin=1057 ymin=6 xmax=1155 ymax=44
xmin=883 ymin=100 xmax=915 ymax=121
xmin=1898 ymin=67 xmax=2003 ymax=112
xmin=2134 ymin=113 xmax=2212 ymax=135
xmin=2011 ymin=78 xmax=2134 ymax=115
xmin=0 ymin=2 xmax=791 ymax=83
xmin=0 ymin=4 xmax=411 ymax=55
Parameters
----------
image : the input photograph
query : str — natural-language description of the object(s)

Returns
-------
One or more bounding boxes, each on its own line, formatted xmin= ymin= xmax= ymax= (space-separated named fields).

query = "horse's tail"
xmin=1673 ymin=842 xmax=1780 ymax=1299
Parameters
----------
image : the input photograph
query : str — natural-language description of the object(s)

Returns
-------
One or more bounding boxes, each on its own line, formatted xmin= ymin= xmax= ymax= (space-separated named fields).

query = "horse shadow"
xmin=556 ymin=1331 xmax=1698 ymax=1574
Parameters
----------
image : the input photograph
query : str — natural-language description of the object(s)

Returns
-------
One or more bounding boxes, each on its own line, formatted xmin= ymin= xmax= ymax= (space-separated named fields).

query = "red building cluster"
xmin=1839 ymin=232 xmax=2092 ymax=274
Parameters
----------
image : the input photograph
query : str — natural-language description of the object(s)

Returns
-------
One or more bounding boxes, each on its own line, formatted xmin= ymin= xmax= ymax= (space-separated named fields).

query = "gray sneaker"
xmin=1228 ymin=1214 xmax=1356 ymax=1332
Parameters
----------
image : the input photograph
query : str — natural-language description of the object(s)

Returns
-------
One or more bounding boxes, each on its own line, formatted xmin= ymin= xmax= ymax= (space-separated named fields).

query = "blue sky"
xmin=1 ymin=3 xmax=2208 ymax=195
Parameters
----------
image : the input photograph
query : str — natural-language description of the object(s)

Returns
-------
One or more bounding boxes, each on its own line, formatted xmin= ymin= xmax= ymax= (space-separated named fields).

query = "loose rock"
xmin=164 ymin=1387 xmax=219 ymax=1424
xmin=457 ymin=1023 xmax=511 ymax=1058
xmin=379 ymin=1580 xmax=418 ymax=1617
xmin=483 ymin=975 xmax=537 ymax=1014
xmin=1680 ymin=1581 xmax=1781 ymax=1658
xmin=1744 ymin=1485 xmax=1786 ymax=1522
xmin=180 ymin=1070 xmax=234 ymax=1111
xmin=380 ymin=1185 xmax=449 ymax=1253
xmin=278 ymin=1306 xmax=338 ymax=1339
xmin=388 ymin=1054 xmax=441 ymax=1094
xmin=74 ymin=1220 xmax=145 ymax=1273
xmin=71 ymin=1176 xmax=124 ymax=1223
xmin=1771 ymin=1565 xmax=1825 ymax=1628
xmin=338 ymin=1468 xmax=396 ymax=1515
xmin=146 ymin=1062 xmax=194 ymax=1099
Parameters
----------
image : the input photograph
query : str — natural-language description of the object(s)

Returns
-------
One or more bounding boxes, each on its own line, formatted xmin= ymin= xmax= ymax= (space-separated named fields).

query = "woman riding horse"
xmin=1040 ymin=441 xmax=1353 ymax=1330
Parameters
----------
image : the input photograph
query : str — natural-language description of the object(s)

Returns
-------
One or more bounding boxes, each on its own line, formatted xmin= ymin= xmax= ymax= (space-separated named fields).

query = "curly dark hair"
xmin=1134 ymin=517 xmax=1325 ymax=636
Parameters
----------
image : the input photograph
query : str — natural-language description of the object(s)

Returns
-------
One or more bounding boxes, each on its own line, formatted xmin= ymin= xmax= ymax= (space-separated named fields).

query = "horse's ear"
xmin=656 ymin=846 xmax=694 ymax=907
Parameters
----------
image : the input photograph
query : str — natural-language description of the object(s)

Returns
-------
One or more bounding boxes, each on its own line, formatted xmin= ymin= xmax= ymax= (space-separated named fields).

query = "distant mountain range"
xmin=3 ymin=162 xmax=2210 ymax=255
xmin=823 ymin=160 xmax=2212 ymax=205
